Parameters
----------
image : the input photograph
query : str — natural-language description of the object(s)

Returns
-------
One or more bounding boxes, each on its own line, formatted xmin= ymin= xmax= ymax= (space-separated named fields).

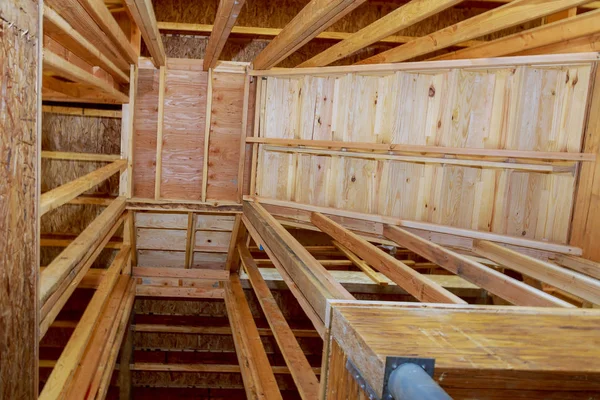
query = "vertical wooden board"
xmin=535 ymin=174 xmax=576 ymax=243
xmin=437 ymin=166 xmax=481 ymax=229
xmin=0 ymin=10 xmax=39 ymax=398
xmin=312 ymin=76 xmax=336 ymax=141
xmin=133 ymin=68 xmax=159 ymax=198
xmin=137 ymin=250 xmax=186 ymax=268
xmin=294 ymin=154 xmax=332 ymax=207
xmin=160 ymin=66 xmax=208 ymax=200
xmin=195 ymin=214 xmax=236 ymax=231
xmin=206 ymin=72 xmax=245 ymax=201
xmin=192 ymin=252 xmax=229 ymax=269
xmin=242 ymin=78 xmax=257 ymax=197
xmin=334 ymin=157 xmax=377 ymax=213
xmin=258 ymin=150 xmax=293 ymax=200
xmin=373 ymin=73 xmax=399 ymax=144
xmin=331 ymin=74 xmax=352 ymax=141
xmin=298 ymin=75 xmax=318 ymax=140
xmin=345 ymin=75 xmax=379 ymax=143
xmin=376 ymin=160 xmax=423 ymax=219
xmin=264 ymin=77 xmax=300 ymax=139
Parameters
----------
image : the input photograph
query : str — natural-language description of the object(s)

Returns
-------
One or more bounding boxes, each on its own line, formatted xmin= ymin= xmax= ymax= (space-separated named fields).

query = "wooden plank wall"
xmin=0 ymin=0 xmax=40 ymax=397
xmin=254 ymin=63 xmax=596 ymax=244
xmin=132 ymin=58 xmax=249 ymax=202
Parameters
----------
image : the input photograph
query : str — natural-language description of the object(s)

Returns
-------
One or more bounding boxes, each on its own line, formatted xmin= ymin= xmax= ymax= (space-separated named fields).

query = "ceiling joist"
xmin=204 ymin=0 xmax=248 ymax=70
xmin=123 ymin=0 xmax=166 ymax=67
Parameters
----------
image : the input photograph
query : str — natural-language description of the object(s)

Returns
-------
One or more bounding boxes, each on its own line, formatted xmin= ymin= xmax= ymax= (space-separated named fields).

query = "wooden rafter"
xmin=311 ymin=212 xmax=467 ymax=304
xmin=252 ymin=0 xmax=368 ymax=69
xmin=297 ymin=0 xmax=462 ymax=68
xmin=203 ymin=0 xmax=248 ymax=70
xmin=123 ymin=0 xmax=166 ymax=67
xmin=435 ymin=8 xmax=600 ymax=60
xmin=383 ymin=225 xmax=573 ymax=307
xmin=357 ymin=0 xmax=593 ymax=65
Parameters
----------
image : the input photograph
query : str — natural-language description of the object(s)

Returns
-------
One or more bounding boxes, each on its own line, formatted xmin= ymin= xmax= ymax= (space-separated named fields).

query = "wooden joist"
xmin=358 ymin=0 xmax=592 ymax=64
xmin=332 ymin=241 xmax=387 ymax=285
xmin=39 ymin=198 xmax=126 ymax=305
xmin=297 ymin=0 xmax=461 ymax=68
xmin=43 ymin=5 xmax=129 ymax=84
xmin=40 ymin=159 xmax=126 ymax=215
xmin=123 ymin=0 xmax=166 ymax=67
xmin=383 ymin=226 xmax=573 ymax=307
xmin=203 ymin=0 xmax=248 ymax=70
xmin=41 ymin=151 xmax=121 ymax=162
xmin=132 ymin=266 xmax=230 ymax=280
xmin=239 ymin=244 xmax=320 ymax=399
xmin=243 ymin=201 xmax=354 ymax=323
xmin=42 ymin=50 xmax=129 ymax=104
xmin=39 ymin=249 xmax=130 ymax=399
xmin=551 ymin=255 xmax=600 ymax=280
xmin=435 ymin=8 xmax=600 ymax=60
xmin=252 ymin=0 xmax=367 ymax=69
xmin=225 ymin=274 xmax=283 ymax=399
xmin=473 ymin=240 xmax=600 ymax=305
xmin=42 ymin=105 xmax=122 ymax=118
xmin=130 ymin=363 xmax=320 ymax=375
xmin=311 ymin=212 xmax=466 ymax=304
xmin=133 ymin=323 xmax=321 ymax=338
xmin=135 ymin=285 xmax=225 ymax=299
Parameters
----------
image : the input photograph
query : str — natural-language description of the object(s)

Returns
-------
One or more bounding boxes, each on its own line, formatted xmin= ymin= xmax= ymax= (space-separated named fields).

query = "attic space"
xmin=2 ymin=0 xmax=600 ymax=399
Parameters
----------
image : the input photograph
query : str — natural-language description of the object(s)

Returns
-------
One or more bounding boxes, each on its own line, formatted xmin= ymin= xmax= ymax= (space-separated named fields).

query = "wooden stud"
xmin=383 ymin=225 xmax=573 ymax=307
xmin=184 ymin=212 xmax=195 ymax=268
xmin=238 ymin=72 xmax=251 ymax=202
xmin=202 ymin=68 xmax=213 ymax=202
xmin=226 ymin=214 xmax=246 ymax=272
xmin=239 ymin=243 xmax=320 ymax=399
xmin=203 ymin=0 xmax=248 ymax=70
xmin=249 ymin=77 xmax=263 ymax=196
xmin=154 ymin=65 xmax=166 ymax=200
xmin=311 ymin=212 xmax=466 ymax=304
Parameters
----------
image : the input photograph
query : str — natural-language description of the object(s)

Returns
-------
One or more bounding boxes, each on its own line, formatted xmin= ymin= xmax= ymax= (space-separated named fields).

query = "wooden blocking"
xmin=473 ymin=240 xmax=600 ymax=305
xmin=132 ymin=266 xmax=229 ymax=280
xmin=203 ymin=0 xmax=247 ymax=70
xmin=40 ymin=197 xmax=126 ymax=305
xmin=243 ymin=201 xmax=354 ymax=323
xmin=40 ymin=159 xmax=126 ymax=215
xmin=383 ymin=225 xmax=573 ymax=307
xmin=135 ymin=285 xmax=225 ymax=299
xmin=325 ymin=302 xmax=600 ymax=398
xmin=311 ymin=212 xmax=466 ymax=304
xmin=239 ymin=244 xmax=320 ymax=399
xmin=252 ymin=0 xmax=367 ymax=69
xmin=224 ymin=274 xmax=283 ymax=399
xmin=0 ymin=8 xmax=40 ymax=398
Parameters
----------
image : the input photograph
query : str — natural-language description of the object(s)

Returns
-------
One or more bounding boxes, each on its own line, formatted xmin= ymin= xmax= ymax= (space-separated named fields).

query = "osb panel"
xmin=0 ymin=15 xmax=38 ymax=399
xmin=256 ymin=64 xmax=594 ymax=243
xmin=206 ymin=72 xmax=246 ymax=201
xmin=133 ymin=68 xmax=159 ymax=198
xmin=160 ymin=65 xmax=207 ymax=200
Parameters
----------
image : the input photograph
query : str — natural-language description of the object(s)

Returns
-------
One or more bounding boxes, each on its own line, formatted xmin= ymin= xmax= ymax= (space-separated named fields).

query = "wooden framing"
xmin=203 ymin=0 xmax=247 ymax=70
xmin=202 ymin=68 xmax=213 ymax=202
xmin=123 ymin=0 xmax=166 ymax=67
xmin=154 ymin=65 xmax=166 ymax=199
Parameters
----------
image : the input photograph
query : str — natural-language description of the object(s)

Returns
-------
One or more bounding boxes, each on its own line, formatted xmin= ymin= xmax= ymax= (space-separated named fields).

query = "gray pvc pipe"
xmin=387 ymin=363 xmax=453 ymax=400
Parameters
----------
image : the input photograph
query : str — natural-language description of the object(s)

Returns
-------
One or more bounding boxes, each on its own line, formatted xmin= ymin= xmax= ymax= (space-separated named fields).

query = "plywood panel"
xmin=160 ymin=65 xmax=208 ymax=200
xmin=133 ymin=68 xmax=159 ymax=198
xmin=206 ymin=72 xmax=245 ymax=201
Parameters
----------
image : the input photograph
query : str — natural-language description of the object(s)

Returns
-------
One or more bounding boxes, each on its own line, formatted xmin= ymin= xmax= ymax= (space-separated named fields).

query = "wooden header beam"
xmin=358 ymin=0 xmax=592 ymax=64
xmin=252 ymin=0 xmax=367 ymax=69
xmin=203 ymin=0 xmax=248 ymax=70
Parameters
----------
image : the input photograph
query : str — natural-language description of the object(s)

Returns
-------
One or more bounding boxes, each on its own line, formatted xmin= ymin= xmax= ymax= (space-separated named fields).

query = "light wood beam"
xmin=123 ymin=0 xmax=166 ymax=67
xmin=43 ymin=50 xmax=129 ymax=103
xmin=225 ymin=274 xmax=283 ymax=399
xmin=204 ymin=0 xmax=248 ymax=70
xmin=39 ymin=249 xmax=130 ymax=400
xmin=40 ymin=159 xmax=126 ymax=215
xmin=435 ymin=8 xmax=600 ymax=60
xmin=383 ymin=225 xmax=573 ymax=307
xmin=39 ymin=198 xmax=126 ymax=305
xmin=41 ymin=151 xmax=121 ymax=162
xmin=136 ymin=285 xmax=225 ymax=298
xmin=474 ymin=240 xmax=600 ymax=305
xmin=154 ymin=65 xmax=166 ymax=199
xmin=43 ymin=5 xmax=129 ymax=84
xmin=298 ymin=0 xmax=461 ymax=68
xmin=252 ymin=0 xmax=368 ymax=69
xmin=332 ymin=241 xmax=387 ymax=285
xmin=357 ymin=0 xmax=592 ymax=65
xmin=132 ymin=266 xmax=229 ymax=280
xmin=239 ymin=243 xmax=320 ymax=399
xmin=311 ymin=212 xmax=466 ymax=304
xmin=551 ymin=255 xmax=600 ymax=280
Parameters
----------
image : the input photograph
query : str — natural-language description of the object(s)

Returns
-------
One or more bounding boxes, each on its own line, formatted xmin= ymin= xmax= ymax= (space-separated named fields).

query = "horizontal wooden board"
xmin=195 ymin=214 xmax=236 ymax=231
xmin=192 ymin=252 xmax=228 ymax=269
xmin=137 ymin=228 xmax=187 ymax=251
xmin=137 ymin=250 xmax=186 ymax=268
xmin=135 ymin=212 xmax=188 ymax=229
xmin=194 ymin=231 xmax=232 ymax=252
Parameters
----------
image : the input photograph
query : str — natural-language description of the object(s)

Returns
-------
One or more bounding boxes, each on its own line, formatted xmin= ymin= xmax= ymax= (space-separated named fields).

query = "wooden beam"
xmin=435 ymin=8 xmax=600 ymax=60
xmin=332 ymin=241 xmax=387 ymax=285
xmin=123 ymin=0 xmax=166 ymax=67
xmin=39 ymin=247 xmax=130 ymax=400
xmin=239 ymin=244 xmax=320 ymax=399
xmin=383 ymin=225 xmax=573 ymax=307
xmin=551 ymin=255 xmax=600 ymax=280
xmin=42 ymin=105 xmax=122 ymax=118
xmin=224 ymin=274 xmax=283 ymax=399
xmin=297 ymin=0 xmax=461 ymax=68
xmin=118 ymin=313 xmax=134 ymax=400
xmin=358 ymin=0 xmax=592 ymax=64
xmin=127 ymin=197 xmax=242 ymax=213
xmin=136 ymin=285 xmax=225 ymax=298
xmin=243 ymin=201 xmax=354 ymax=322
xmin=39 ymin=198 xmax=126 ymax=305
xmin=130 ymin=362 xmax=320 ymax=375
xmin=40 ymin=159 xmax=126 ymax=215
xmin=132 ymin=266 xmax=229 ymax=280
xmin=202 ymin=68 xmax=213 ymax=202
xmin=43 ymin=50 xmax=129 ymax=103
xmin=154 ymin=65 xmax=166 ymax=199
xmin=157 ymin=21 xmax=484 ymax=48
xmin=41 ymin=150 xmax=121 ymax=162
xmin=311 ymin=212 xmax=466 ymax=304
xmin=252 ymin=0 xmax=367 ymax=69
xmin=43 ymin=5 xmax=130 ymax=84
xmin=0 ymin=4 xmax=40 ymax=397
xmin=226 ymin=214 xmax=246 ymax=272
xmin=134 ymin=323 xmax=320 ymax=337
xmin=203 ymin=0 xmax=247 ymax=70
xmin=474 ymin=240 xmax=600 ymax=305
